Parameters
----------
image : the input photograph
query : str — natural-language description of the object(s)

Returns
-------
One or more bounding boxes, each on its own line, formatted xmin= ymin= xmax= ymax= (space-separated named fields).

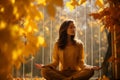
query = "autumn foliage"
xmin=90 ymin=0 xmax=120 ymax=63
xmin=90 ymin=0 xmax=120 ymax=32
xmin=0 ymin=0 xmax=63 ymax=79
xmin=0 ymin=0 xmax=120 ymax=79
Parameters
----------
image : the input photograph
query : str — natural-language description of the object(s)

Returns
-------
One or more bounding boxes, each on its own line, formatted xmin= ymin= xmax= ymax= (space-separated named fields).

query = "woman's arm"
xmin=78 ymin=42 xmax=101 ymax=70
xmin=78 ymin=42 xmax=86 ymax=69
xmin=44 ymin=43 xmax=59 ymax=69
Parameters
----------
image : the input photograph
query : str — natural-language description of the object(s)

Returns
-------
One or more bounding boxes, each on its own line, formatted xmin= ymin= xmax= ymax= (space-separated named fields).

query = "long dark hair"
xmin=57 ymin=20 xmax=76 ymax=50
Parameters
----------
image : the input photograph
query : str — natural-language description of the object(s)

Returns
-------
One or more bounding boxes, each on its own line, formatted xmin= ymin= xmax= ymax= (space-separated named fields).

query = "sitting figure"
xmin=36 ymin=19 xmax=100 ymax=80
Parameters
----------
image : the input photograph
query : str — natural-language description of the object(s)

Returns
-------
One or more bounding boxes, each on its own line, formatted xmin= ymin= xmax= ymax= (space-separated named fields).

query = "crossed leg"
xmin=41 ymin=66 xmax=66 ymax=80
xmin=67 ymin=69 xmax=94 ymax=80
xmin=41 ymin=67 xmax=94 ymax=80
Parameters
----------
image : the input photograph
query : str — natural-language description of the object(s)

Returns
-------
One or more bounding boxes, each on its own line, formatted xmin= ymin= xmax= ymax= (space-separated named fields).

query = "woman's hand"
xmin=84 ymin=65 xmax=101 ymax=70
xmin=92 ymin=66 xmax=101 ymax=70
xmin=35 ymin=63 xmax=44 ymax=69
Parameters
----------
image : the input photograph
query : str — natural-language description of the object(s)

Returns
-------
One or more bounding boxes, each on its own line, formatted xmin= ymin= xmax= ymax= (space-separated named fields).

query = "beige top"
xmin=47 ymin=41 xmax=85 ymax=71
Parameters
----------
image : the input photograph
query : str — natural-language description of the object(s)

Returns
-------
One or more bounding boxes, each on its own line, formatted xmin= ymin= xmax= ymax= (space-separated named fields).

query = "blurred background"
xmin=12 ymin=0 xmax=108 ymax=79
xmin=1 ymin=0 xmax=120 ymax=80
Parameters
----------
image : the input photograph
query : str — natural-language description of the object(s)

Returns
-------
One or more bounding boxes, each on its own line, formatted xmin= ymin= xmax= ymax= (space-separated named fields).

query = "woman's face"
xmin=67 ymin=22 xmax=76 ymax=36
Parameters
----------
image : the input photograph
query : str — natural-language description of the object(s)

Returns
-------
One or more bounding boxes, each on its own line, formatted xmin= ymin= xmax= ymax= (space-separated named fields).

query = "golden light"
xmin=0 ymin=7 xmax=4 ymax=12
xmin=18 ymin=28 xmax=25 ymax=36
xmin=100 ymin=25 xmax=105 ymax=32
xmin=13 ymin=6 xmax=20 ymax=19
xmin=10 ymin=25 xmax=19 ymax=37
xmin=33 ymin=28 xmax=38 ymax=32
xmin=39 ymin=12 xmax=44 ymax=20
xmin=35 ymin=16 xmax=40 ymax=21
xmin=98 ymin=8 xmax=104 ymax=12
xmin=15 ymin=13 xmax=20 ymax=19
xmin=45 ymin=26 xmax=49 ymax=32
xmin=13 ymin=7 xmax=17 ymax=14
xmin=0 ymin=21 xmax=6 ymax=30
xmin=27 ymin=26 xmax=32 ymax=32
xmin=36 ymin=0 xmax=46 ymax=6
xmin=36 ymin=36 xmax=45 ymax=47
xmin=12 ymin=49 xmax=22 ymax=60
xmin=30 ymin=3 xmax=34 ymax=7
xmin=79 ymin=31 xmax=83 ymax=35
xmin=24 ymin=17 xmax=30 ymax=26
xmin=10 ymin=0 xmax=15 ymax=4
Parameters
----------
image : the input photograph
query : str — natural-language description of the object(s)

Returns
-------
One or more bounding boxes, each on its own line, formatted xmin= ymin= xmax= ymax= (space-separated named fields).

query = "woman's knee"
xmin=41 ymin=67 xmax=50 ymax=77
xmin=41 ymin=68 xmax=46 ymax=76
xmin=41 ymin=66 xmax=55 ymax=77
xmin=88 ymin=69 xmax=94 ymax=77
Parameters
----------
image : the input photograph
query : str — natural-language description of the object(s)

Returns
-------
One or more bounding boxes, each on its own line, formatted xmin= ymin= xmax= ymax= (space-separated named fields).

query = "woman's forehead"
xmin=69 ymin=22 xmax=75 ymax=26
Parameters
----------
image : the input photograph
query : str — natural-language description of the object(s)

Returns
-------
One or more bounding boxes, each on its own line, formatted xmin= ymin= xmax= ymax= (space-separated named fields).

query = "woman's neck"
xmin=67 ymin=36 xmax=73 ymax=45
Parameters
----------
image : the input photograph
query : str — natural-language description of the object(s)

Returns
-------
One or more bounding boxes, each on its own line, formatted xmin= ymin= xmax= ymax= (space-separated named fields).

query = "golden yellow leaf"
xmin=35 ymin=11 xmax=44 ymax=21
xmin=100 ymin=25 xmax=105 ymax=32
xmin=46 ymin=4 xmax=56 ymax=18
xmin=24 ymin=16 xmax=30 ymax=26
xmin=12 ymin=49 xmax=22 ymax=60
xmin=45 ymin=26 xmax=49 ymax=32
xmin=23 ymin=35 xmax=40 ymax=55
xmin=10 ymin=25 xmax=19 ymax=37
xmin=26 ymin=26 xmax=32 ymax=32
xmin=35 ymin=16 xmax=40 ymax=21
xmin=26 ymin=5 xmax=44 ymax=21
xmin=66 ymin=0 xmax=79 ymax=10
xmin=0 ymin=0 xmax=63 ymax=79
xmin=95 ymin=0 xmax=104 ymax=8
xmin=36 ymin=36 xmax=45 ymax=47
xmin=98 ymin=8 xmax=104 ymax=12
xmin=13 ymin=6 xmax=20 ymax=19
xmin=71 ymin=0 xmax=79 ymax=7
xmin=24 ymin=19 xmax=38 ymax=33
xmin=66 ymin=1 xmax=74 ymax=11
xmin=36 ymin=0 xmax=46 ymax=6
xmin=54 ymin=0 xmax=64 ymax=7
xmin=15 ymin=13 xmax=19 ymax=19
xmin=79 ymin=0 xmax=86 ymax=5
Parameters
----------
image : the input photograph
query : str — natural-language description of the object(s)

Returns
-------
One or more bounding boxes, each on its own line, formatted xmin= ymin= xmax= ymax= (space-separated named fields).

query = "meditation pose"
xmin=36 ymin=19 xmax=100 ymax=80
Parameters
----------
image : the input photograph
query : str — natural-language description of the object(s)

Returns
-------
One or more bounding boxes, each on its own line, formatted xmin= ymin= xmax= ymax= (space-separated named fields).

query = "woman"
xmin=36 ymin=19 xmax=100 ymax=80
